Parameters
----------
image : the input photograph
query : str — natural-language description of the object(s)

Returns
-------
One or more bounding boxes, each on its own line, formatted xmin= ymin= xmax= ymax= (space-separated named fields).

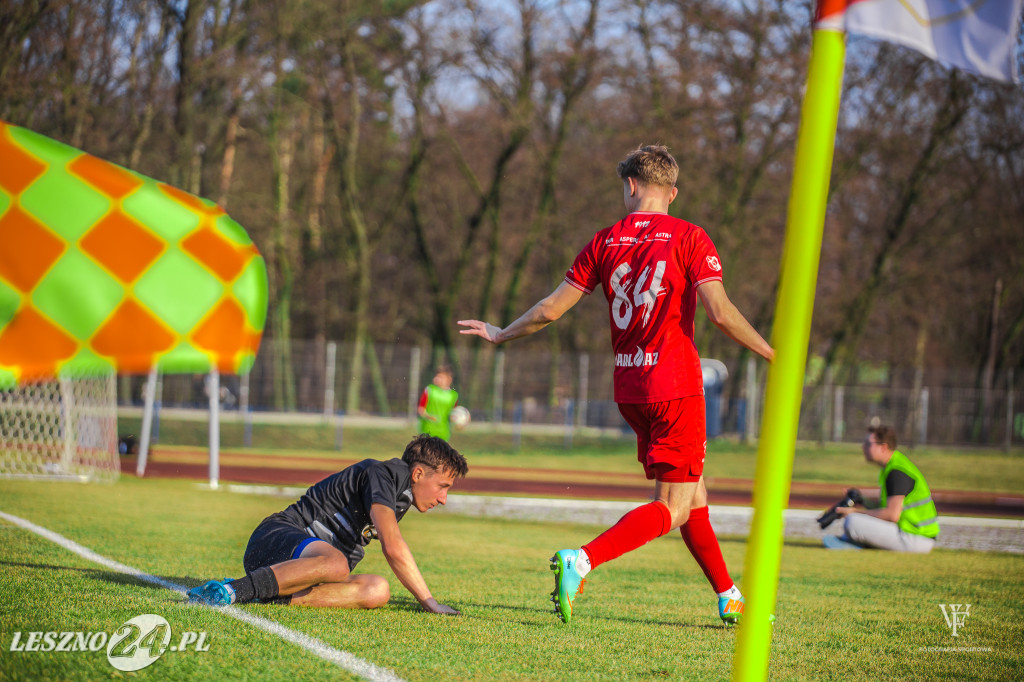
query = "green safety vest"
xmin=879 ymin=450 xmax=940 ymax=539
xmin=419 ymin=383 xmax=458 ymax=440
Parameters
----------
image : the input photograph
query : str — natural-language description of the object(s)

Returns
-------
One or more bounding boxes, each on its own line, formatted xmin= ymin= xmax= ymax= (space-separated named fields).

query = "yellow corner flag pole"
xmin=732 ymin=28 xmax=846 ymax=681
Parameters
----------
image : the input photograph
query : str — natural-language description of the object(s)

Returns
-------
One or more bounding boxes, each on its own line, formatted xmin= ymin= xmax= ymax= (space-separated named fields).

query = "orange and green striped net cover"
xmin=0 ymin=121 xmax=267 ymax=386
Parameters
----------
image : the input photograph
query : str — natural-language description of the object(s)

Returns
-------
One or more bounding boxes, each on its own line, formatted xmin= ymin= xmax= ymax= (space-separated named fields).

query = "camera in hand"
xmin=817 ymin=488 xmax=863 ymax=529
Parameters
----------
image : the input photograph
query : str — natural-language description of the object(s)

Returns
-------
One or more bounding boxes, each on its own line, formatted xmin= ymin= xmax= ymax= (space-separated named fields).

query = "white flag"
xmin=815 ymin=0 xmax=1024 ymax=83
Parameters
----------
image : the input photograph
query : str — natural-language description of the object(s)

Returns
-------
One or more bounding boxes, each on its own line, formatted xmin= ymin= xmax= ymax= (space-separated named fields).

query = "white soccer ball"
xmin=450 ymin=406 xmax=471 ymax=429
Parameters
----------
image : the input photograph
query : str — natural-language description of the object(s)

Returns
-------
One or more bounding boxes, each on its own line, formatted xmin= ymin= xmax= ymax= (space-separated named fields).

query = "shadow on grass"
xmin=404 ymin=594 xmax=732 ymax=630
xmin=0 ymin=557 xmax=184 ymax=585
xmin=5 ymin=561 xmax=741 ymax=628
xmin=776 ymin=537 xmax=832 ymax=549
xmin=0 ymin=559 xmax=231 ymax=594
xmin=93 ymin=572 xmax=204 ymax=591
xmin=717 ymin=536 xmax=830 ymax=550
xmin=0 ymin=559 xmax=223 ymax=608
xmin=382 ymin=596 xmax=427 ymax=613
xmin=1 ymin=559 xmax=114 ymax=575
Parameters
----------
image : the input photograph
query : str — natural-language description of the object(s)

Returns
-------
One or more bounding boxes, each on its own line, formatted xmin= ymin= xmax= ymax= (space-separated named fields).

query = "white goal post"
xmin=0 ymin=371 xmax=119 ymax=483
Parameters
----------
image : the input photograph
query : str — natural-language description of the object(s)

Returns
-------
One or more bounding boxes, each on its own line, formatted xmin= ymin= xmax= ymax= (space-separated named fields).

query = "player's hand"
xmin=835 ymin=505 xmax=855 ymax=516
xmin=457 ymin=320 xmax=502 ymax=344
xmin=421 ymin=598 xmax=460 ymax=615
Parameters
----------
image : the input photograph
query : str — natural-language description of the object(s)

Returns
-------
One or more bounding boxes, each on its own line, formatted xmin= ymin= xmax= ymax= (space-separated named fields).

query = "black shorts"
xmin=243 ymin=514 xmax=312 ymax=574
xmin=242 ymin=513 xmax=363 ymax=574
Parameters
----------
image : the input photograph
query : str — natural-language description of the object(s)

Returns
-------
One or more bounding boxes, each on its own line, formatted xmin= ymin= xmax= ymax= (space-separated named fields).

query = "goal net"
xmin=0 ymin=372 xmax=119 ymax=482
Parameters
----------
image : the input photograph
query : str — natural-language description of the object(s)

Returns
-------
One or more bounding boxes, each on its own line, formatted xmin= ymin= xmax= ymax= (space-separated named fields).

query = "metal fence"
xmin=118 ymin=339 xmax=1023 ymax=448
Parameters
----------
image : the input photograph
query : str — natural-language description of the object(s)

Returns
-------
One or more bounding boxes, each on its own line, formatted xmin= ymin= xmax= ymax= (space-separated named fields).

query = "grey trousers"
xmin=844 ymin=513 xmax=936 ymax=553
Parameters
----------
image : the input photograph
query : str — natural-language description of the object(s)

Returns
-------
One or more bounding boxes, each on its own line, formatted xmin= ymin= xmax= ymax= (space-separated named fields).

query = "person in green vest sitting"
xmin=418 ymin=366 xmax=459 ymax=441
xmin=825 ymin=424 xmax=940 ymax=553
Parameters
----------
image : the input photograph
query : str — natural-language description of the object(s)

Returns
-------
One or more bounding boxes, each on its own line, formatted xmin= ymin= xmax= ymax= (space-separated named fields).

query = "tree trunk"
xmin=973 ymin=278 xmax=1003 ymax=442
xmin=271 ymin=117 xmax=297 ymax=411
xmin=335 ymin=38 xmax=372 ymax=415
xmin=127 ymin=4 xmax=172 ymax=170
xmin=906 ymin=323 xmax=928 ymax=446
xmin=174 ymin=0 xmax=203 ymax=190
xmin=217 ymin=90 xmax=240 ymax=207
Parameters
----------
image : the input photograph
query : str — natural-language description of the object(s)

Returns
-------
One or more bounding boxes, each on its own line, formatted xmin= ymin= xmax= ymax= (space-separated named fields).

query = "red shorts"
xmin=618 ymin=396 xmax=706 ymax=483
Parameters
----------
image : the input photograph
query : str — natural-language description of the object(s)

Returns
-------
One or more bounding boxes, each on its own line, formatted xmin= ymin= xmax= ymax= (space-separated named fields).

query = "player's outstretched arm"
xmin=458 ymin=281 xmax=584 ymax=344
xmin=370 ymin=504 xmax=459 ymax=615
xmin=697 ymin=281 xmax=774 ymax=362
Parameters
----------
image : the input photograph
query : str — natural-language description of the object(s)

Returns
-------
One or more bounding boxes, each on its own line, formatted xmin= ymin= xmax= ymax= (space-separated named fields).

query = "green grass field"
xmin=1 ymin=475 xmax=1022 ymax=681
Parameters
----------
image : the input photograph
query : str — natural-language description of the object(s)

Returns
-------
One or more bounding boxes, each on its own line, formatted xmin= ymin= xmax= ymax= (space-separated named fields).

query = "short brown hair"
xmin=402 ymin=434 xmax=468 ymax=478
xmin=867 ymin=425 xmax=898 ymax=451
xmin=616 ymin=145 xmax=678 ymax=188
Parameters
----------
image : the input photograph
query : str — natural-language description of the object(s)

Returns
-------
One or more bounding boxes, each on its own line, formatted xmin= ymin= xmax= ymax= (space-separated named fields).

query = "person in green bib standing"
xmin=418 ymin=366 xmax=459 ymax=441
xmin=826 ymin=424 xmax=940 ymax=553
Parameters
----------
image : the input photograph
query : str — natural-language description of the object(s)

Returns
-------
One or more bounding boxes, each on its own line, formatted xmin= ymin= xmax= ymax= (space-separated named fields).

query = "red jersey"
xmin=565 ymin=212 xmax=723 ymax=404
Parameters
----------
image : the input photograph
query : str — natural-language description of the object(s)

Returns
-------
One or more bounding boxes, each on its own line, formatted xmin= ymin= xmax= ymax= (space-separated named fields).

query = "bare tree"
xmin=819 ymin=71 xmax=972 ymax=385
xmin=2 ymin=0 xmax=1021 ymax=420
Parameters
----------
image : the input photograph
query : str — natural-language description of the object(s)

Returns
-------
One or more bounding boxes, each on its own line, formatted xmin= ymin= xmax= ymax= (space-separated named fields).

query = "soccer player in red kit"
xmin=458 ymin=145 xmax=774 ymax=625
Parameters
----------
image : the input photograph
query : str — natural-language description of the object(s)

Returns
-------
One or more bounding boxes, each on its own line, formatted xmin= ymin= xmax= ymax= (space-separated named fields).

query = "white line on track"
xmin=0 ymin=510 xmax=406 ymax=682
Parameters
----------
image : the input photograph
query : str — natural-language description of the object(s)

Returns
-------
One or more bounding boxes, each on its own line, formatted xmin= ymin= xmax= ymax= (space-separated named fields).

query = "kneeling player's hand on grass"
xmin=422 ymin=598 xmax=460 ymax=615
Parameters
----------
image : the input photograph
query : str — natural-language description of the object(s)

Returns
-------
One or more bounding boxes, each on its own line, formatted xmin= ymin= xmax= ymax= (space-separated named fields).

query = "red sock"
xmin=680 ymin=506 xmax=733 ymax=593
xmin=582 ymin=501 xmax=672 ymax=569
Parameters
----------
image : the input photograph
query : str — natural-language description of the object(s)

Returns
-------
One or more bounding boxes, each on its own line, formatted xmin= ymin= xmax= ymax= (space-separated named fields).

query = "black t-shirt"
xmin=884 ymin=469 xmax=915 ymax=498
xmin=278 ymin=458 xmax=414 ymax=563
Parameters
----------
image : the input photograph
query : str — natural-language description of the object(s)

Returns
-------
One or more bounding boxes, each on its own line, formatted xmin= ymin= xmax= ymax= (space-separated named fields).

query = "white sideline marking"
xmin=0 ymin=510 xmax=406 ymax=682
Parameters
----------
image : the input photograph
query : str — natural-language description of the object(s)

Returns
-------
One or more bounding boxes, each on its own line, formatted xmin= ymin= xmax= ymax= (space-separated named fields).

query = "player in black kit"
xmin=187 ymin=434 xmax=468 ymax=614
